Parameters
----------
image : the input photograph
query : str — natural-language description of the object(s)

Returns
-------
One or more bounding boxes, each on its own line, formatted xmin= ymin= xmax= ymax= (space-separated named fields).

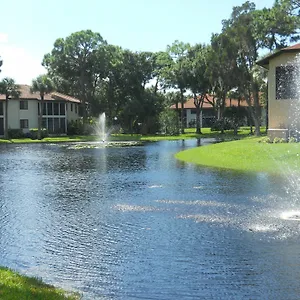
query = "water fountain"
xmin=276 ymin=53 xmax=300 ymax=221
xmin=95 ymin=112 xmax=107 ymax=142
xmin=66 ymin=112 xmax=142 ymax=149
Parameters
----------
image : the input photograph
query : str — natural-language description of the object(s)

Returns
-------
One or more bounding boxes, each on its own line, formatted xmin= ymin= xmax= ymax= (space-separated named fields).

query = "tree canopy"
xmin=39 ymin=1 xmax=300 ymax=136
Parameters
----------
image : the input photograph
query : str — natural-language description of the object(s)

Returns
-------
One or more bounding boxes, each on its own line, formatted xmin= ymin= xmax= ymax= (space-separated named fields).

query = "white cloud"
xmin=0 ymin=40 xmax=46 ymax=84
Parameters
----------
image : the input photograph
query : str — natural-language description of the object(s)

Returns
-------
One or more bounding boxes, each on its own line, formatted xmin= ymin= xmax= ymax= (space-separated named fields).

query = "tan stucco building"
xmin=257 ymin=43 xmax=300 ymax=140
xmin=0 ymin=85 xmax=81 ymax=136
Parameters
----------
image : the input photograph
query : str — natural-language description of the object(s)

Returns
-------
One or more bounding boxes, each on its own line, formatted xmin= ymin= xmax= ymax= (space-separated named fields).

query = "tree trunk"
xmin=194 ymin=93 xmax=202 ymax=134
xmin=4 ymin=97 xmax=8 ymax=139
xmin=175 ymin=102 xmax=179 ymax=135
xmin=252 ymin=84 xmax=261 ymax=136
xmin=180 ymin=89 xmax=185 ymax=134
xmin=220 ymin=92 xmax=227 ymax=134
xmin=79 ymin=71 xmax=87 ymax=123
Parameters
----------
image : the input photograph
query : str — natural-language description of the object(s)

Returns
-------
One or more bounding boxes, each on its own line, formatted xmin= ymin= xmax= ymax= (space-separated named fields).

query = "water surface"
xmin=0 ymin=139 xmax=299 ymax=299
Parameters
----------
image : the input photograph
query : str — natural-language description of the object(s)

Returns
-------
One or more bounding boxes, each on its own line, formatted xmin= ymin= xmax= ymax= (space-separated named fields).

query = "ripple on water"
xmin=280 ymin=210 xmax=300 ymax=221
xmin=113 ymin=204 xmax=162 ymax=212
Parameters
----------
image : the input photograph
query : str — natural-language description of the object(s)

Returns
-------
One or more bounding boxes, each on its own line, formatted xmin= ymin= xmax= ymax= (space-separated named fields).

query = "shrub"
xmin=159 ymin=110 xmax=179 ymax=135
xmin=211 ymin=119 xmax=234 ymax=132
xmin=258 ymin=136 xmax=271 ymax=143
xmin=8 ymin=129 xmax=25 ymax=139
xmin=273 ymin=137 xmax=286 ymax=143
xmin=29 ymin=128 xmax=48 ymax=139
xmin=67 ymin=120 xmax=85 ymax=135
xmin=289 ymin=137 xmax=297 ymax=143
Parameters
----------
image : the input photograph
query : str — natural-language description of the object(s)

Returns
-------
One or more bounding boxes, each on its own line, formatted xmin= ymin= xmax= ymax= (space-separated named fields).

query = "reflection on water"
xmin=1 ymin=139 xmax=300 ymax=299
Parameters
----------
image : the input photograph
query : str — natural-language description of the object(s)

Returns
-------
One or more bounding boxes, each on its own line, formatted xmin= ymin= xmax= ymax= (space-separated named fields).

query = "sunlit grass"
xmin=0 ymin=267 xmax=80 ymax=300
xmin=175 ymin=137 xmax=300 ymax=174
xmin=0 ymin=127 xmax=266 ymax=143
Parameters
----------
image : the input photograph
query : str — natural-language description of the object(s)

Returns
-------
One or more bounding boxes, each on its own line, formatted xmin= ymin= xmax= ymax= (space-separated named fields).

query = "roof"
xmin=0 ymin=84 xmax=81 ymax=103
xmin=170 ymin=94 xmax=251 ymax=109
xmin=256 ymin=43 xmax=300 ymax=68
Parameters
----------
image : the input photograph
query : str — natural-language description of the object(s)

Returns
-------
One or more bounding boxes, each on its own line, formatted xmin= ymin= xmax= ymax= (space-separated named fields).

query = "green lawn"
xmin=0 ymin=127 xmax=267 ymax=143
xmin=0 ymin=267 xmax=80 ymax=300
xmin=175 ymin=137 xmax=300 ymax=174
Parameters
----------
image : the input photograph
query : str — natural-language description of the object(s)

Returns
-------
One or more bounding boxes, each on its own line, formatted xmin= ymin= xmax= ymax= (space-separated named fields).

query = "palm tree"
xmin=31 ymin=75 xmax=55 ymax=140
xmin=0 ymin=78 xmax=20 ymax=139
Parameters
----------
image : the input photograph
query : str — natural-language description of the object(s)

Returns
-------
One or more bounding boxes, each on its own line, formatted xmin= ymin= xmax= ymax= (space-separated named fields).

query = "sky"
xmin=0 ymin=0 xmax=275 ymax=84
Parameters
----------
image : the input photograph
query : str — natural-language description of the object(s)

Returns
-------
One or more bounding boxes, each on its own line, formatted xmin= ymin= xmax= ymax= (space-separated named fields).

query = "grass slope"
xmin=175 ymin=137 xmax=300 ymax=174
xmin=0 ymin=267 xmax=80 ymax=300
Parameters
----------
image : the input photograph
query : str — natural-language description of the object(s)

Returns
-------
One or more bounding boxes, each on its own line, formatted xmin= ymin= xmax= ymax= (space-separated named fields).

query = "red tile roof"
xmin=0 ymin=84 xmax=81 ymax=103
xmin=170 ymin=95 xmax=250 ymax=109
xmin=256 ymin=43 xmax=300 ymax=68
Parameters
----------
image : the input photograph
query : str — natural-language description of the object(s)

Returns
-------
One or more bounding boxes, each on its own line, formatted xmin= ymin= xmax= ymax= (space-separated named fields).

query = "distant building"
xmin=257 ymin=43 xmax=300 ymax=140
xmin=170 ymin=95 xmax=264 ymax=128
xmin=0 ymin=84 xmax=81 ymax=136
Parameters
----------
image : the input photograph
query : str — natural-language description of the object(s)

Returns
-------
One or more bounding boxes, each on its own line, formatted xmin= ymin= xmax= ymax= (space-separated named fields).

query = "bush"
xmin=67 ymin=120 xmax=85 ymax=135
xmin=273 ymin=137 xmax=286 ymax=143
xmin=29 ymin=128 xmax=48 ymax=139
xmin=258 ymin=136 xmax=271 ymax=143
xmin=211 ymin=119 xmax=234 ymax=132
xmin=8 ymin=129 xmax=25 ymax=139
xmin=159 ymin=110 xmax=179 ymax=135
xmin=289 ymin=137 xmax=297 ymax=143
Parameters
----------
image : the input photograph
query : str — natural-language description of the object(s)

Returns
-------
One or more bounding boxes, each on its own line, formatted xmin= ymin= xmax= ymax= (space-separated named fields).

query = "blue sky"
xmin=0 ymin=0 xmax=274 ymax=84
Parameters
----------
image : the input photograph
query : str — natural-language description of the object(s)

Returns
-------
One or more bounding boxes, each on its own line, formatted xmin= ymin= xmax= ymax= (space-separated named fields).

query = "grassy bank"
xmin=0 ymin=267 xmax=80 ymax=300
xmin=175 ymin=137 xmax=300 ymax=174
xmin=0 ymin=127 xmax=266 ymax=143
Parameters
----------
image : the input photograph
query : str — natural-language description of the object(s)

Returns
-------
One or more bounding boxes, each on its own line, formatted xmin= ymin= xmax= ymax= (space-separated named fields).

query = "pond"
xmin=0 ymin=139 xmax=300 ymax=299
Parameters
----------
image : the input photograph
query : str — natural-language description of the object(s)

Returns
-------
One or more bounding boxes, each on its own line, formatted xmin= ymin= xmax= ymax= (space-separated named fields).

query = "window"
xmin=54 ymin=103 xmax=59 ymax=115
xmin=71 ymin=103 xmax=73 ymax=112
xmin=42 ymin=118 xmax=47 ymax=129
xmin=75 ymin=104 xmax=78 ymax=113
xmin=0 ymin=102 xmax=3 ymax=115
xmin=20 ymin=119 xmax=29 ymax=129
xmin=20 ymin=100 xmax=28 ymax=110
xmin=60 ymin=118 xmax=66 ymax=133
xmin=60 ymin=103 xmax=65 ymax=115
xmin=276 ymin=65 xmax=297 ymax=100
xmin=47 ymin=103 xmax=53 ymax=115
xmin=54 ymin=118 xmax=60 ymax=132
xmin=191 ymin=109 xmax=196 ymax=114
xmin=42 ymin=103 xmax=47 ymax=115
xmin=48 ymin=118 xmax=53 ymax=133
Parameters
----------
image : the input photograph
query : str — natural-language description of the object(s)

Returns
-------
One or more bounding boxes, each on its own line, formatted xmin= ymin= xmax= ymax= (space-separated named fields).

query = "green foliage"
xmin=258 ymin=136 xmax=271 ymax=143
xmin=67 ymin=120 xmax=85 ymax=135
xmin=8 ymin=129 xmax=24 ymax=139
xmin=289 ymin=136 xmax=297 ymax=143
xmin=29 ymin=128 xmax=48 ymax=140
xmin=159 ymin=109 xmax=180 ymax=135
xmin=273 ymin=137 xmax=286 ymax=143
xmin=211 ymin=119 xmax=235 ymax=132
xmin=31 ymin=75 xmax=55 ymax=96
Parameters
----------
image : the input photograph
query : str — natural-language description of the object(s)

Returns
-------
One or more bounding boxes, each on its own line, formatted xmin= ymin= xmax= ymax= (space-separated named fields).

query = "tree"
xmin=43 ymin=30 xmax=108 ymax=120
xmin=0 ymin=78 xmax=20 ymax=139
xmin=253 ymin=0 xmax=300 ymax=50
xmin=219 ymin=1 xmax=300 ymax=136
xmin=31 ymin=75 xmax=55 ymax=140
xmin=185 ymin=44 xmax=211 ymax=134
xmin=220 ymin=2 xmax=264 ymax=135
xmin=0 ymin=57 xmax=2 ymax=72
xmin=164 ymin=40 xmax=190 ymax=134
